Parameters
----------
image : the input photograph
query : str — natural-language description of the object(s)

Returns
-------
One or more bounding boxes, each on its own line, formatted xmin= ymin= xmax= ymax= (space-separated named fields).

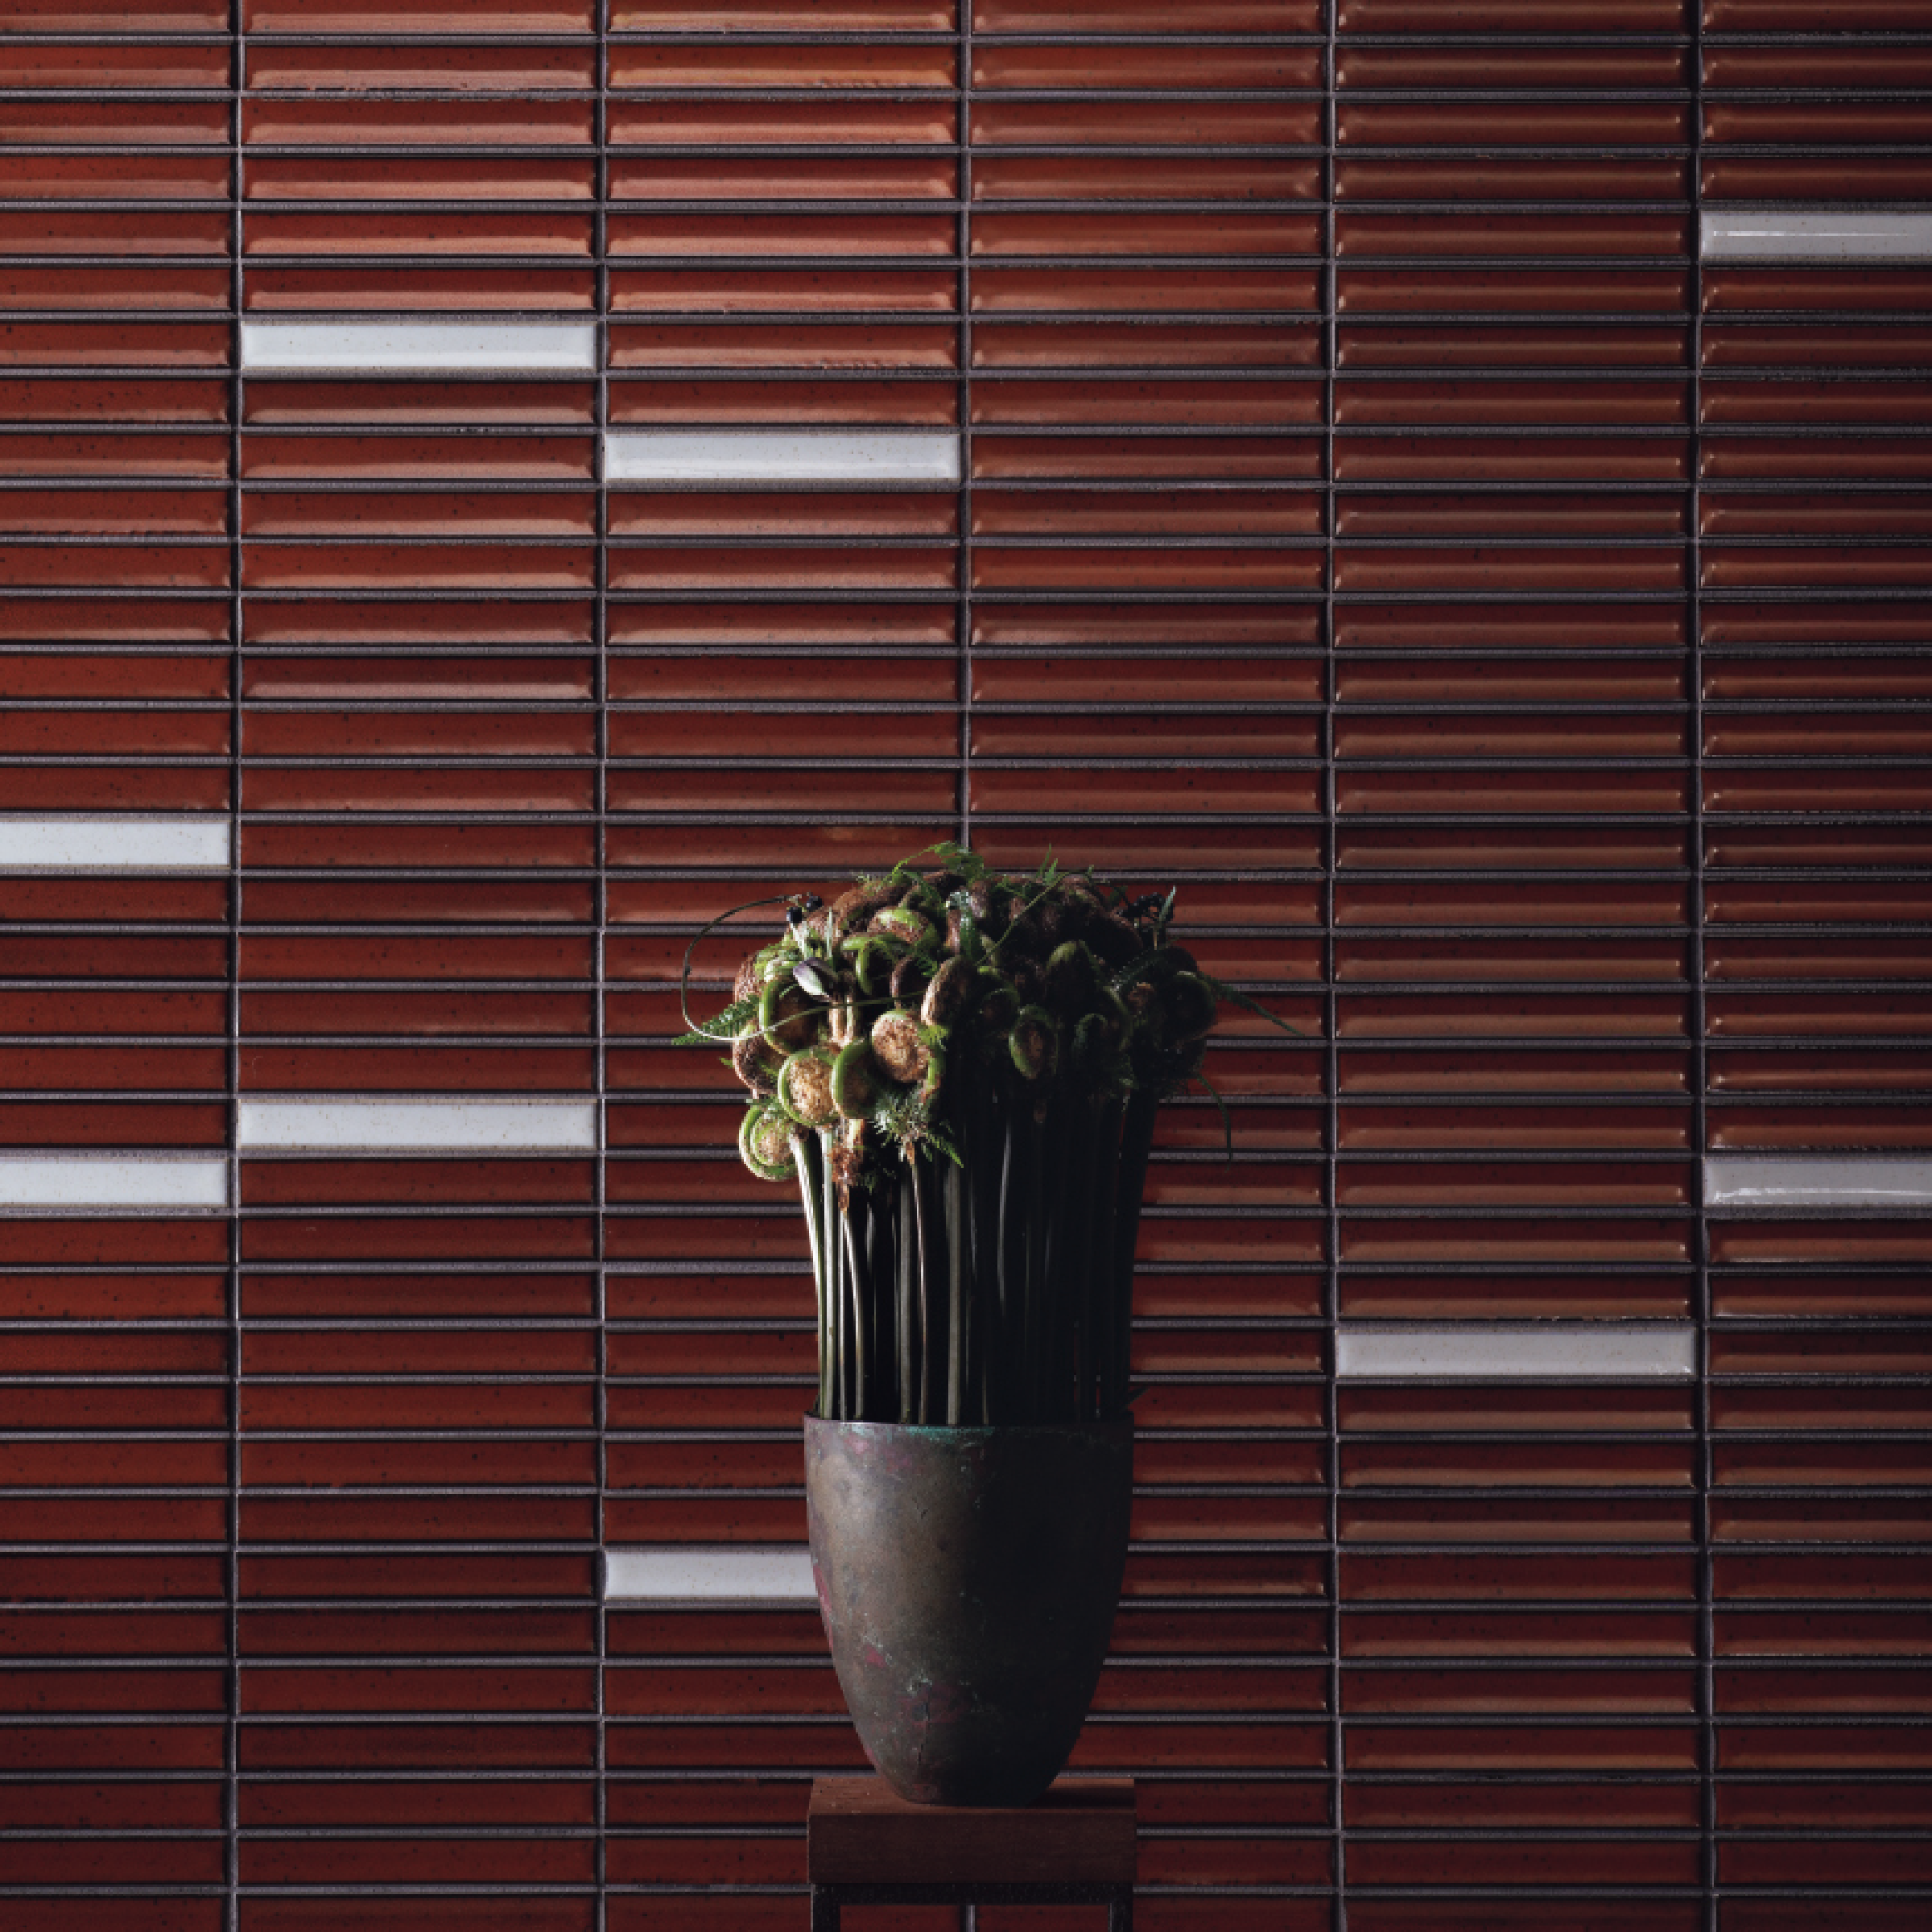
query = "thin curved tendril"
xmin=676 ymin=891 xmax=799 ymax=1041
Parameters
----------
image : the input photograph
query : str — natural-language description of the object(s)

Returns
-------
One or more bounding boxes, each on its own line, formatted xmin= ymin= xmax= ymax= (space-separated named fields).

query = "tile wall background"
xmin=0 ymin=2 xmax=1928 ymax=1928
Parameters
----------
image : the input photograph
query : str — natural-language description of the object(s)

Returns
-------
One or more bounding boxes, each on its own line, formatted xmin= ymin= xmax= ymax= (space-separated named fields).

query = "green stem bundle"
xmin=803 ymin=1092 xmax=1152 ymax=1426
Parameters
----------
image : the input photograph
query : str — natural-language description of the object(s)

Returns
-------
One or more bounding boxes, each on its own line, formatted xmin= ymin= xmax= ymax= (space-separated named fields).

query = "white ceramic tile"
xmin=1707 ymin=1154 xmax=1932 ymax=1208
xmin=0 ymin=1156 xmax=227 ymax=1208
xmin=0 ymin=816 xmax=229 ymax=871
xmin=240 ymin=320 xmax=598 ymax=372
xmin=237 ymin=1099 xmax=598 ymax=1152
xmin=604 ymin=427 xmax=961 ymax=483
xmin=1701 ymin=210 xmax=1932 ymax=261
xmin=603 ymin=1546 xmax=816 ymax=1604
xmin=1335 ymin=1323 xmax=1697 ymax=1381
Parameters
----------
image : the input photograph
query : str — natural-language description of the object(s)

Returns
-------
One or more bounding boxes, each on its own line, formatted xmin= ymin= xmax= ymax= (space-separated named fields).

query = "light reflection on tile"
xmin=0 ymin=1156 xmax=228 ymax=1209
xmin=604 ymin=1546 xmax=815 ymax=1604
xmin=1701 ymin=210 xmax=1932 ymax=261
xmin=1335 ymin=1323 xmax=1697 ymax=1381
xmin=604 ymin=427 xmax=961 ymax=483
xmin=0 ymin=816 xmax=230 ymax=871
xmin=237 ymin=1099 xmax=598 ymax=1152
xmin=1707 ymin=1154 xmax=1932 ymax=1208
xmin=240 ymin=320 xmax=599 ymax=371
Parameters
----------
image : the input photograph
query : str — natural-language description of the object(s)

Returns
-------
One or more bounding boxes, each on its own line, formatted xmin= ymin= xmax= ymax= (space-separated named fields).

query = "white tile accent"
xmin=1335 ymin=1323 xmax=1697 ymax=1381
xmin=1707 ymin=1154 xmax=1932 ymax=1208
xmin=604 ymin=427 xmax=961 ymax=484
xmin=604 ymin=1546 xmax=816 ymax=1605
xmin=0 ymin=816 xmax=229 ymax=872
xmin=237 ymin=1099 xmax=598 ymax=1152
xmin=1701 ymin=210 xmax=1932 ymax=261
xmin=239 ymin=320 xmax=598 ymax=373
xmin=0 ymin=1156 xmax=227 ymax=1209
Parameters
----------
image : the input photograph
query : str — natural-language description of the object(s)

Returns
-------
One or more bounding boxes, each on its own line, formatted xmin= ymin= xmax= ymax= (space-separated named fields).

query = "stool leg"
xmin=811 ymin=1884 xmax=840 ymax=1932
xmin=1108 ymin=1885 xmax=1133 ymax=1932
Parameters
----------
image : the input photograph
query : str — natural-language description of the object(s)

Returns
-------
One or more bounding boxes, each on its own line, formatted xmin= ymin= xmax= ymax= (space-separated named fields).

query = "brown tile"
xmin=972 ymin=265 xmax=1319 ymax=313
xmin=976 ymin=45 xmax=1320 ymax=89
xmin=242 ymin=380 xmax=594 ymax=427
xmin=976 ymin=212 xmax=1321 ymax=259
xmin=1340 ymin=156 xmax=1689 ymax=203
xmin=974 ymin=100 xmax=1323 ymax=148
xmin=613 ymin=43 xmax=952 ymax=87
xmin=1338 ymin=101 xmax=1690 ymax=146
xmin=1337 ymin=212 xmax=1690 ymax=259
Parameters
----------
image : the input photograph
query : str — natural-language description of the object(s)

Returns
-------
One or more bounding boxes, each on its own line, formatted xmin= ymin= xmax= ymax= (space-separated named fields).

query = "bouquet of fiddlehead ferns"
xmin=679 ymin=844 xmax=1238 ymax=1427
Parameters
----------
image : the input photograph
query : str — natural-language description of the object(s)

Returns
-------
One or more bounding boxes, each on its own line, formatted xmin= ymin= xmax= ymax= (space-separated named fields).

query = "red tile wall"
xmin=1 ymin=2 xmax=1927 ymax=1928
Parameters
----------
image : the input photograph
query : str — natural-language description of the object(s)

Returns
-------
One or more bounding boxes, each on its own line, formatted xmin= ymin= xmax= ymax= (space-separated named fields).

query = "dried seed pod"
xmin=1008 ymin=1005 xmax=1059 ymax=1082
xmin=844 ymin=935 xmax=896 ymax=997
xmin=1036 ymin=889 xmax=1089 ymax=950
xmin=1070 ymin=1011 xmax=1120 ymax=1080
xmin=827 ymin=997 xmax=861 ymax=1048
xmin=920 ymin=955 xmax=973 ymax=1029
xmin=966 ymin=874 xmax=1008 ymax=938
xmin=738 ymin=1100 xmax=797 ymax=1181
xmin=730 ymin=1027 xmax=779 ymax=1098
xmin=1042 ymin=940 xmax=1098 ymax=1019
xmin=777 ymin=1049 xmax=838 ymax=1129
xmin=976 ymin=976 xmax=1019 ymax=1034
xmin=758 ymin=979 xmax=819 ymax=1052
xmin=1086 ymin=910 xmax=1141 ymax=968
xmin=1164 ymin=970 xmax=1217 ymax=1042
xmin=889 ymin=950 xmax=931 ymax=1005
xmin=870 ymin=1009 xmax=930 ymax=1085
xmin=1001 ymin=907 xmax=1043 ymax=959
xmin=732 ymin=951 xmax=762 ymax=1005
xmin=870 ymin=906 xmax=931 ymax=947
xmin=917 ymin=1038 xmax=947 ymax=1102
xmin=831 ymin=1038 xmax=886 ymax=1120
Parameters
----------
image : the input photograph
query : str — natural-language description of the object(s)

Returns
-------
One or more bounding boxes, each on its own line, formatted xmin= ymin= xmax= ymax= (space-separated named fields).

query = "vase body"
xmin=803 ymin=1415 xmax=1133 ymax=1806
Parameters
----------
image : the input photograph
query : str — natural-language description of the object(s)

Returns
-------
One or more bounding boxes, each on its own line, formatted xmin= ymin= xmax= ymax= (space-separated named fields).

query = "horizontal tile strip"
xmin=239 ymin=319 xmax=599 ymax=372
xmin=603 ymin=1545 xmax=816 ymax=1605
xmin=1335 ymin=1323 xmax=1697 ymax=1382
xmin=604 ymin=427 xmax=962 ymax=483
xmin=1707 ymin=1154 xmax=1932 ymax=1209
xmin=0 ymin=1154 xmax=228 ymax=1209
xmin=0 ymin=815 xmax=229 ymax=872
xmin=235 ymin=1098 xmax=599 ymax=1152
xmin=1701 ymin=209 xmax=1932 ymax=261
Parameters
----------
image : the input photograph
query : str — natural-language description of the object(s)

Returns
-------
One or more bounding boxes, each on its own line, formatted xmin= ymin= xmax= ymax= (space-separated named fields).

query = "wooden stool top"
xmin=808 ymin=1777 xmax=1136 ymax=1885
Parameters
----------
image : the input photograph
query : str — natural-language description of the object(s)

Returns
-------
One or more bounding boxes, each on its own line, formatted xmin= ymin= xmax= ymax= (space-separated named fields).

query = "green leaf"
xmin=671 ymin=993 xmax=763 ymax=1048
xmin=1193 ymin=1068 xmax=1235 ymax=1158
xmin=1204 ymin=974 xmax=1305 ymax=1040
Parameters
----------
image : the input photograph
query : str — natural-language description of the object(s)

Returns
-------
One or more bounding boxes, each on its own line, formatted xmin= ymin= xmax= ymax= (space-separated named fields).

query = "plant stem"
xmin=1092 ymin=1097 xmax=1121 ymax=1421
xmin=1037 ymin=1095 xmax=1065 ymax=1422
xmin=843 ymin=1199 xmax=868 ymax=1422
xmin=897 ymin=1158 xmax=915 ymax=1424
xmin=1113 ymin=1091 xmax=1159 ymax=1414
xmin=824 ymin=1129 xmax=844 ymax=1419
xmin=944 ymin=1158 xmax=966 ymax=1426
xmin=1025 ymin=1103 xmax=1048 ymax=1422
xmin=798 ymin=1132 xmax=829 ymax=1420
xmin=995 ymin=1098 xmax=1019 ymax=1426
xmin=910 ymin=1150 xmax=933 ymax=1426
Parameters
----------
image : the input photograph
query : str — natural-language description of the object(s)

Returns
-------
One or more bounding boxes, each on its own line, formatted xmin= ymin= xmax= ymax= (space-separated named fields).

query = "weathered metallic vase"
xmin=803 ymin=1416 xmax=1133 ymax=1806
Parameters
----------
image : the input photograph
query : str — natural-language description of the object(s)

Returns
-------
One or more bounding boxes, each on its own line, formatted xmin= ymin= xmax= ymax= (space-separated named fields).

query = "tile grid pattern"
xmin=1 ymin=4 xmax=1930 ymax=1930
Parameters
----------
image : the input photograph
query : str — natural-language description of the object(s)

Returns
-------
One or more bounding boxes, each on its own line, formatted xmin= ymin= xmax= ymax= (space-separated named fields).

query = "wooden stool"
xmin=807 ymin=1776 xmax=1135 ymax=1930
